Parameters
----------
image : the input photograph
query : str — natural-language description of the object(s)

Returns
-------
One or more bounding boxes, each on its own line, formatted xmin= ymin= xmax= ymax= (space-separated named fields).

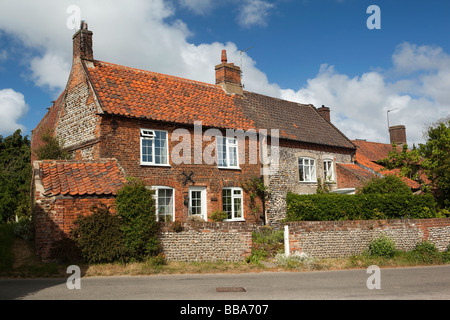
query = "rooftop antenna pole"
xmin=387 ymin=108 xmax=399 ymax=131
xmin=239 ymin=46 xmax=253 ymax=88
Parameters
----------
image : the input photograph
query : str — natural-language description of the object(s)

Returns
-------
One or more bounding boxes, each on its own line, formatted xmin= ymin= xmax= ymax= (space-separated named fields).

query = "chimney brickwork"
xmin=215 ymin=50 xmax=243 ymax=95
xmin=317 ymin=105 xmax=331 ymax=122
xmin=389 ymin=125 xmax=407 ymax=146
xmin=72 ymin=21 xmax=93 ymax=61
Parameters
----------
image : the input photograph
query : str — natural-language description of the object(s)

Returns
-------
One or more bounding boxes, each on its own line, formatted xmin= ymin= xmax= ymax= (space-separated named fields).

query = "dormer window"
xmin=140 ymin=129 xmax=169 ymax=166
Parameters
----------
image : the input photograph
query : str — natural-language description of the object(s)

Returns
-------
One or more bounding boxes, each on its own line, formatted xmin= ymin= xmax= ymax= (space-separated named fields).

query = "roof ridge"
xmin=92 ymin=60 xmax=221 ymax=89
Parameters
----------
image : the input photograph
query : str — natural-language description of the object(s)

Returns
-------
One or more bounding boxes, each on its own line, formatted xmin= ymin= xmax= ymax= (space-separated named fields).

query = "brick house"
xmin=31 ymin=22 xmax=358 ymax=259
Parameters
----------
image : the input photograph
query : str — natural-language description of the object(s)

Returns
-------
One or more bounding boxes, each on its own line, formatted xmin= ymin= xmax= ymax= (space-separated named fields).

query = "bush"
xmin=369 ymin=236 xmax=396 ymax=258
xmin=116 ymin=178 xmax=160 ymax=260
xmin=412 ymin=241 xmax=442 ymax=264
xmin=210 ymin=210 xmax=228 ymax=222
xmin=13 ymin=219 xmax=34 ymax=241
xmin=71 ymin=204 xmax=128 ymax=263
xmin=286 ymin=192 xmax=437 ymax=221
xmin=359 ymin=174 xmax=412 ymax=196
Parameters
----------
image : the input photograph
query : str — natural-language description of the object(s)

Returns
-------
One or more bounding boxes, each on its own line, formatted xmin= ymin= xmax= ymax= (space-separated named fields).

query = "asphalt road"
xmin=1 ymin=265 xmax=449 ymax=301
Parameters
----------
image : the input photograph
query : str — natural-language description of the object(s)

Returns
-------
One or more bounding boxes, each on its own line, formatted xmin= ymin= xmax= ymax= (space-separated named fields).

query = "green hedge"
xmin=286 ymin=193 xmax=438 ymax=221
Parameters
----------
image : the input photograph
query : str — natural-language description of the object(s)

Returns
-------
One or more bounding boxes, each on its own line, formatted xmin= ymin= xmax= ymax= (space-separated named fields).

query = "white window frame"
xmin=188 ymin=186 xmax=207 ymax=221
xmin=217 ymin=136 xmax=239 ymax=169
xmin=151 ymin=186 xmax=175 ymax=222
xmin=140 ymin=129 xmax=170 ymax=166
xmin=323 ymin=159 xmax=334 ymax=182
xmin=298 ymin=157 xmax=316 ymax=182
xmin=222 ymin=187 xmax=244 ymax=221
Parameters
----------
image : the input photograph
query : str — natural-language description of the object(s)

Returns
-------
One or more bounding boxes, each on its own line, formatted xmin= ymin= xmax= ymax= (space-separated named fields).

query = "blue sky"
xmin=0 ymin=0 xmax=449 ymax=145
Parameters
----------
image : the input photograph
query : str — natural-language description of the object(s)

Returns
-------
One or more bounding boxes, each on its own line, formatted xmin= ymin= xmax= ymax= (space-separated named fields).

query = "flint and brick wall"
xmin=158 ymin=222 xmax=253 ymax=262
xmin=287 ymin=218 xmax=450 ymax=259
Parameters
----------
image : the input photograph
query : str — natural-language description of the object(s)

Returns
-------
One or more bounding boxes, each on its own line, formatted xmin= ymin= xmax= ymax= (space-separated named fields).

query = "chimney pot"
xmin=221 ymin=50 xmax=227 ymax=64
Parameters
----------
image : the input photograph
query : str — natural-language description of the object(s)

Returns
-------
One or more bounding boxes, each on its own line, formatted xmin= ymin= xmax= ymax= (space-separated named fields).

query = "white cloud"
xmin=237 ymin=0 xmax=275 ymax=28
xmin=179 ymin=0 xmax=213 ymax=15
xmin=30 ymin=51 xmax=71 ymax=92
xmin=0 ymin=89 xmax=28 ymax=135
xmin=279 ymin=46 xmax=450 ymax=145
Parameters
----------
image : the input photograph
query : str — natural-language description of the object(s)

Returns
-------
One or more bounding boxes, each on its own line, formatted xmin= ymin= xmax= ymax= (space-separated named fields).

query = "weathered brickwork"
xmin=266 ymin=141 xmax=353 ymax=225
xmin=158 ymin=222 xmax=252 ymax=262
xmin=287 ymin=218 xmax=450 ymax=259
xmin=34 ymin=191 xmax=116 ymax=262
xmin=99 ymin=115 xmax=263 ymax=222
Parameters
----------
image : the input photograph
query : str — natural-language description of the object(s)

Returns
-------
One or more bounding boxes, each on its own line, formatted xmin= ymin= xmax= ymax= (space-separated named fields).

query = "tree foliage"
xmin=0 ymin=130 xmax=31 ymax=222
xmin=377 ymin=143 xmax=422 ymax=182
xmin=35 ymin=128 xmax=69 ymax=160
xmin=115 ymin=178 xmax=160 ymax=260
xmin=419 ymin=118 xmax=450 ymax=208
xmin=358 ymin=174 xmax=412 ymax=196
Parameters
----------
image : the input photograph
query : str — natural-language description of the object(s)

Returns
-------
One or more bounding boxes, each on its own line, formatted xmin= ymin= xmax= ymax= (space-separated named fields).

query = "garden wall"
xmin=158 ymin=222 xmax=253 ymax=262
xmin=286 ymin=218 xmax=450 ymax=259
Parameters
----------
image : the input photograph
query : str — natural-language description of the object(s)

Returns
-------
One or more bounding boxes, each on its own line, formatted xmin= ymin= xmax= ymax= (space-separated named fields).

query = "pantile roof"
xmin=86 ymin=60 xmax=256 ymax=131
xmin=39 ymin=159 xmax=126 ymax=196
xmin=84 ymin=60 xmax=355 ymax=150
xmin=350 ymin=140 xmax=421 ymax=189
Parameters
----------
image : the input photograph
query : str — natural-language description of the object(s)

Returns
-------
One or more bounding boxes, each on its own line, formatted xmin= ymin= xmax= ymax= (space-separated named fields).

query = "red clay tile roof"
xmin=337 ymin=163 xmax=375 ymax=181
xmin=86 ymin=60 xmax=256 ymax=131
xmin=84 ymin=60 xmax=356 ymax=149
xmin=351 ymin=140 xmax=421 ymax=189
xmin=39 ymin=159 xmax=126 ymax=196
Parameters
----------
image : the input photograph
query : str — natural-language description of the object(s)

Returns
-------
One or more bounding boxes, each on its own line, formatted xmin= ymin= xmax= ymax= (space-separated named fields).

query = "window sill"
xmin=140 ymin=163 xmax=171 ymax=167
xmin=223 ymin=218 xmax=245 ymax=222
xmin=218 ymin=166 xmax=241 ymax=170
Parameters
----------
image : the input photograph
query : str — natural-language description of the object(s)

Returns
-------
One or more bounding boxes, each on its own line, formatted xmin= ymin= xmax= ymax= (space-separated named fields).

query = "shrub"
xmin=359 ymin=174 xmax=412 ymax=196
xmin=116 ymin=178 xmax=160 ymax=260
xmin=210 ymin=210 xmax=228 ymax=222
xmin=286 ymin=192 xmax=437 ymax=221
xmin=369 ymin=236 xmax=396 ymax=258
xmin=71 ymin=204 xmax=128 ymax=263
xmin=13 ymin=219 xmax=34 ymax=241
xmin=412 ymin=241 xmax=441 ymax=264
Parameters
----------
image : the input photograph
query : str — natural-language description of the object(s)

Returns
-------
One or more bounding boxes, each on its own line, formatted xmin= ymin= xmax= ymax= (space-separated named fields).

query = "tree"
xmin=377 ymin=143 xmax=422 ymax=182
xmin=0 ymin=129 xmax=31 ymax=222
xmin=35 ymin=128 xmax=69 ymax=160
xmin=419 ymin=118 xmax=450 ymax=208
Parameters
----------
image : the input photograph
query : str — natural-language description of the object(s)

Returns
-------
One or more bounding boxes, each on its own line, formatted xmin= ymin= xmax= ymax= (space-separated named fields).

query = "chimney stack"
xmin=317 ymin=105 xmax=330 ymax=122
xmin=215 ymin=50 xmax=243 ymax=95
xmin=389 ymin=125 xmax=407 ymax=147
xmin=72 ymin=20 xmax=93 ymax=61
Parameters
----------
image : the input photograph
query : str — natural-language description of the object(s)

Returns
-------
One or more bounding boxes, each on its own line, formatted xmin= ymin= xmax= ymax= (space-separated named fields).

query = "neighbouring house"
xmin=336 ymin=125 xmax=423 ymax=193
xmin=31 ymin=22 xmax=358 ymax=260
